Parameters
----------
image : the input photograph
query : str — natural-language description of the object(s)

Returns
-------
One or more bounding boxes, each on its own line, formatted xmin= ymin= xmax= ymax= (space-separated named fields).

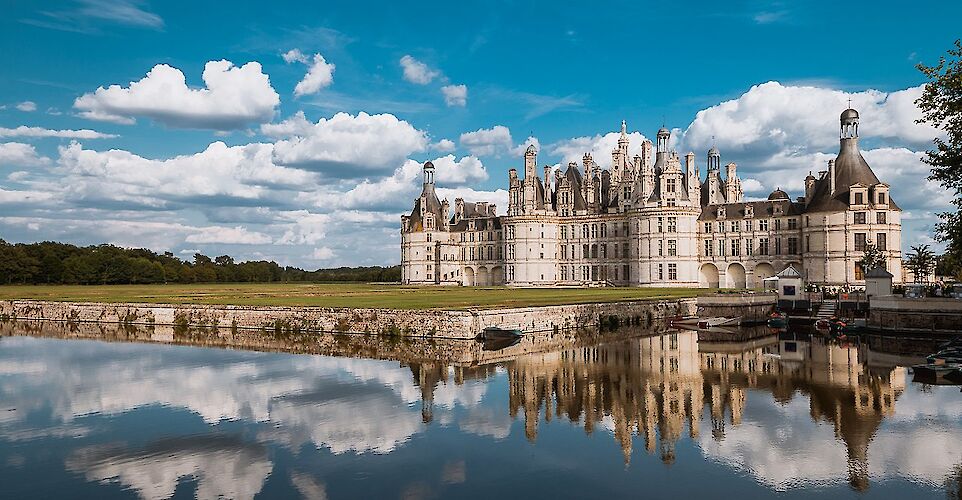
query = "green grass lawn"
xmin=0 ymin=283 xmax=708 ymax=310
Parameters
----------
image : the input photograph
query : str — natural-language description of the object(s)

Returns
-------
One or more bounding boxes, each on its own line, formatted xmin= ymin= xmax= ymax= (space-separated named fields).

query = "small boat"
xmin=479 ymin=326 xmax=523 ymax=340
xmin=669 ymin=316 xmax=701 ymax=327
xmin=767 ymin=312 xmax=788 ymax=328
xmin=944 ymin=369 xmax=962 ymax=385
xmin=698 ymin=317 xmax=741 ymax=328
xmin=480 ymin=336 xmax=522 ymax=351
xmin=913 ymin=363 xmax=962 ymax=385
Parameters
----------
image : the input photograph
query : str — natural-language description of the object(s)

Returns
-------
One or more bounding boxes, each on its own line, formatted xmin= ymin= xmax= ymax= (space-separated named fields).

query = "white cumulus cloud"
xmin=287 ymin=52 xmax=335 ymax=97
xmin=73 ymin=60 xmax=280 ymax=129
xmin=0 ymin=142 xmax=50 ymax=166
xmin=460 ymin=125 xmax=513 ymax=157
xmin=399 ymin=55 xmax=440 ymax=85
xmin=0 ymin=126 xmax=117 ymax=139
xmin=441 ymin=84 xmax=467 ymax=107
xmin=16 ymin=101 xmax=37 ymax=112
xmin=268 ymin=112 xmax=428 ymax=176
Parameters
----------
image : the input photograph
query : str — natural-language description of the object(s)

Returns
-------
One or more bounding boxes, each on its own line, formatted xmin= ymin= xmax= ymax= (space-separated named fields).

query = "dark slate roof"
xmin=806 ymin=138 xmax=901 ymax=212
xmin=407 ymin=184 xmax=443 ymax=231
xmin=697 ymin=199 xmax=804 ymax=221
xmin=767 ymin=188 xmax=790 ymax=200
xmin=562 ymin=163 xmax=588 ymax=211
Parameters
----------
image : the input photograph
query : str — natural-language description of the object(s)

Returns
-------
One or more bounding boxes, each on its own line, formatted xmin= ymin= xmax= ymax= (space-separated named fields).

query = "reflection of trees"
xmin=505 ymin=330 xmax=909 ymax=482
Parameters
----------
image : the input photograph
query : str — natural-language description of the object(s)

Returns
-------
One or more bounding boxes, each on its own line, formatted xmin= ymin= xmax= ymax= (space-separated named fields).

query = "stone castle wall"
xmin=0 ymin=298 xmax=697 ymax=340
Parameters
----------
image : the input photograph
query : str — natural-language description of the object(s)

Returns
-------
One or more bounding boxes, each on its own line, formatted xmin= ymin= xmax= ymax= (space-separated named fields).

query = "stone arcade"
xmin=400 ymin=108 xmax=902 ymax=288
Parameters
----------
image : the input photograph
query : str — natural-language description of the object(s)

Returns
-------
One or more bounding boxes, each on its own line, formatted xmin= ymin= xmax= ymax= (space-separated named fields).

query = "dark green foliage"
xmin=917 ymin=40 xmax=962 ymax=261
xmin=0 ymin=239 xmax=400 ymax=285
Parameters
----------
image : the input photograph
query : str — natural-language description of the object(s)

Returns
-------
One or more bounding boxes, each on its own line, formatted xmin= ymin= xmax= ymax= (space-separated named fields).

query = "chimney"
xmin=828 ymin=159 xmax=836 ymax=195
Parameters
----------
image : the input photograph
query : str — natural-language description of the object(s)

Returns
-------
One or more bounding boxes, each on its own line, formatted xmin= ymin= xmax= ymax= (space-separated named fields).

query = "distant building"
xmin=401 ymin=108 xmax=902 ymax=287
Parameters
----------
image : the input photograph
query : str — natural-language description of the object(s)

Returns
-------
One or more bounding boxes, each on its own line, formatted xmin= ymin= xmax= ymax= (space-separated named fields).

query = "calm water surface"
xmin=1 ymin=322 xmax=960 ymax=499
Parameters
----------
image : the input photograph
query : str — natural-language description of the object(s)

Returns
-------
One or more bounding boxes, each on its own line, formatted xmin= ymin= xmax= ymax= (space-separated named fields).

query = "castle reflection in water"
xmin=410 ymin=327 xmax=913 ymax=491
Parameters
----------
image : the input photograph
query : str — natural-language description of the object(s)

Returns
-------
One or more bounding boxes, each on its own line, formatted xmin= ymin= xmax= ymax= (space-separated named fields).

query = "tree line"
xmin=0 ymin=240 xmax=400 ymax=285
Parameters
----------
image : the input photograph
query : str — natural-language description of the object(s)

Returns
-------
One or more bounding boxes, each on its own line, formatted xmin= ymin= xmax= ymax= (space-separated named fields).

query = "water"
xmin=1 ymin=322 xmax=960 ymax=499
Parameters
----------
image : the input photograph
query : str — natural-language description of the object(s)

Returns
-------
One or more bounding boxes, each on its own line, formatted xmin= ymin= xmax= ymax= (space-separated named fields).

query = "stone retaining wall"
xmin=696 ymin=293 xmax=777 ymax=324
xmin=868 ymin=296 xmax=962 ymax=334
xmin=0 ymin=298 xmax=697 ymax=340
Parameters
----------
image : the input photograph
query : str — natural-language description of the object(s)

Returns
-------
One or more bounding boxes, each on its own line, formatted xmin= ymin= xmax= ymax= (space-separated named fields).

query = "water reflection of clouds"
xmin=0 ymin=337 xmax=492 ymax=458
xmin=698 ymin=386 xmax=962 ymax=490
xmin=65 ymin=436 xmax=272 ymax=500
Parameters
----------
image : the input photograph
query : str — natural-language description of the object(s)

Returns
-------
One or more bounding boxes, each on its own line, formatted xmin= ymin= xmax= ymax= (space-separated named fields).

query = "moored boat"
xmin=480 ymin=326 xmax=523 ymax=340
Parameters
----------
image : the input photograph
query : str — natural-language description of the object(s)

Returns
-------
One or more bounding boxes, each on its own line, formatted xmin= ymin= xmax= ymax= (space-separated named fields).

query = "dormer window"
xmin=878 ymin=192 xmax=887 ymax=205
xmin=854 ymin=192 xmax=864 ymax=205
xmin=745 ymin=205 xmax=754 ymax=218
xmin=717 ymin=207 xmax=726 ymax=219
xmin=773 ymin=204 xmax=784 ymax=216
xmin=425 ymin=215 xmax=434 ymax=230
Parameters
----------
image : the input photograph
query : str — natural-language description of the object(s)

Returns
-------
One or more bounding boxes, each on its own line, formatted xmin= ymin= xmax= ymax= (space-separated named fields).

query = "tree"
xmin=916 ymin=39 xmax=962 ymax=261
xmin=905 ymin=244 xmax=936 ymax=284
xmin=858 ymin=242 xmax=886 ymax=273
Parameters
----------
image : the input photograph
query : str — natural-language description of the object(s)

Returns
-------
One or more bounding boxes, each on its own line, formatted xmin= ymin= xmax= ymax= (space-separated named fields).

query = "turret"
xmin=524 ymin=144 xmax=537 ymax=178
xmin=804 ymin=171 xmax=816 ymax=203
xmin=423 ymin=161 xmax=435 ymax=188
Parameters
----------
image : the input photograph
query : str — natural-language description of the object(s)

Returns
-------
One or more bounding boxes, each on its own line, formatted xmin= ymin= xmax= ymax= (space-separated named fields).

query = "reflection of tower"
xmin=408 ymin=362 xmax=446 ymax=423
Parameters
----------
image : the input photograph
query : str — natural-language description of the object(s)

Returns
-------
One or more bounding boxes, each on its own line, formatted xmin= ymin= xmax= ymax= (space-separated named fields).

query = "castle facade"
xmin=400 ymin=108 xmax=902 ymax=288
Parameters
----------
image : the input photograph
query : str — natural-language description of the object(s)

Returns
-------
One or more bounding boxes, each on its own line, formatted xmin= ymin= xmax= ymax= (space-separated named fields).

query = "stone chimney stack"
xmin=828 ymin=159 xmax=836 ymax=195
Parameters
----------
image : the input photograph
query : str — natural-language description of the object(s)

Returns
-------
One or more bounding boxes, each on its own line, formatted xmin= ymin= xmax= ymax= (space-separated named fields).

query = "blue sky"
xmin=0 ymin=0 xmax=959 ymax=268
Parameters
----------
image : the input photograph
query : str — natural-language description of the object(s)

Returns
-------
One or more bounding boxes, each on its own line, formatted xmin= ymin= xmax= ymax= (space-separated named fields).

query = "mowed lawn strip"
xmin=0 ymin=283 xmax=709 ymax=310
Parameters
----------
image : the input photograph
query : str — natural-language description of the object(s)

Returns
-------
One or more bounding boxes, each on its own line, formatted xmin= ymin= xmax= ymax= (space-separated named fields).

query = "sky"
xmin=0 ymin=0 xmax=959 ymax=269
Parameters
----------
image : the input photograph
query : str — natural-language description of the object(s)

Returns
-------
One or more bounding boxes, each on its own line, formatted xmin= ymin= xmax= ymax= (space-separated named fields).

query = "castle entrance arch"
xmin=463 ymin=267 xmax=475 ymax=286
xmin=477 ymin=266 xmax=489 ymax=286
xmin=727 ymin=263 xmax=747 ymax=289
xmin=699 ymin=263 xmax=720 ymax=288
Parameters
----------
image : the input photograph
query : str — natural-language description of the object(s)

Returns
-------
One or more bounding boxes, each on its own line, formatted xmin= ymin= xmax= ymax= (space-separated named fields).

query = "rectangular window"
xmin=658 ymin=217 xmax=664 ymax=232
xmin=731 ymin=238 xmax=740 ymax=256
xmin=658 ymin=240 xmax=664 ymax=257
xmin=775 ymin=219 xmax=782 ymax=230
xmin=775 ymin=238 xmax=782 ymax=255
xmin=668 ymin=239 xmax=677 ymax=257
xmin=704 ymin=239 xmax=712 ymax=256
xmin=601 ymin=224 xmax=607 ymax=237
xmin=759 ymin=219 xmax=769 ymax=231
xmin=717 ymin=221 xmax=724 ymax=232
xmin=601 ymin=244 xmax=607 ymax=258
xmin=668 ymin=263 xmax=677 ymax=281
xmin=666 ymin=178 xmax=676 ymax=193
xmin=623 ymin=264 xmax=629 ymax=280
xmin=760 ymin=238 xmax=769 ymax=255
xmin=731 ymin=220 xmax=739 ymax=232
xmin=561 ymin=226 xmax=567 ymax=239
xmin=877 ymin=233 xmax=887 ymax=251
xmin=855 ymin=192 xmax=864 ymax=205
xmin=745 ymin=220 xmax=753 ymax=231
xmin=561 ymin=266 xmax=568 ymax=280
xmin=657 ymin=263 xmax=664 ymax=280
xmin=855 ymin=262 xmax=864 ymax=280
xmin=561 ymin=245 xmax=567 ymax=259
xmin=746 ymin=239 xmax=753 ymax=256
xmin=855 ymin=212 xmax=866 ymax=224
xmin=614 ymin=243 xmax=619 ymax=258
xmin=668 ymin=217 xmax=677 ymax=233
xmin=788 ymin=218 xmax=798 ymax=229
xmin=855 ymin=233 xmax=867 ymax=251
xmin=805 ymin=235 xmax=810 ymax=252
xmin=877 ymin=212 xmax=887 ymax=224
xmin=878 ymin=192 xmax=887 ymax=205
xmin=704 ymin=222 xmax=712 ymax=233
xmin=788 ymin=237 xmax=798 ymax=254
xmin=719 ymin=239 xmax=726 ymax=257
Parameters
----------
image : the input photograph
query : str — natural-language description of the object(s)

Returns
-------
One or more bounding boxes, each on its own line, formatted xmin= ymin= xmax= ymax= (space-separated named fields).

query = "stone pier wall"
xmin=695 ymin=293 xmax=777 ymax=324
xmin=868 ymin=296 xmax=962 ymax=334
xmin=0 ymin=298 xmax=697 ymax=340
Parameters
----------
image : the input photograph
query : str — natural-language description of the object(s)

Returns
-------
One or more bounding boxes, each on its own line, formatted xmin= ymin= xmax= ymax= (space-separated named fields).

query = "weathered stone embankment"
xmin=0 ymin=298 xmax=697 ymax=340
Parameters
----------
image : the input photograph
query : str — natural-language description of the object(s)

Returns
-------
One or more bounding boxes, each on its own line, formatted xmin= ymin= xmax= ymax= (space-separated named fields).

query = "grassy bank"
xmin=0 ymin=283 xmax=708 ymax=310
